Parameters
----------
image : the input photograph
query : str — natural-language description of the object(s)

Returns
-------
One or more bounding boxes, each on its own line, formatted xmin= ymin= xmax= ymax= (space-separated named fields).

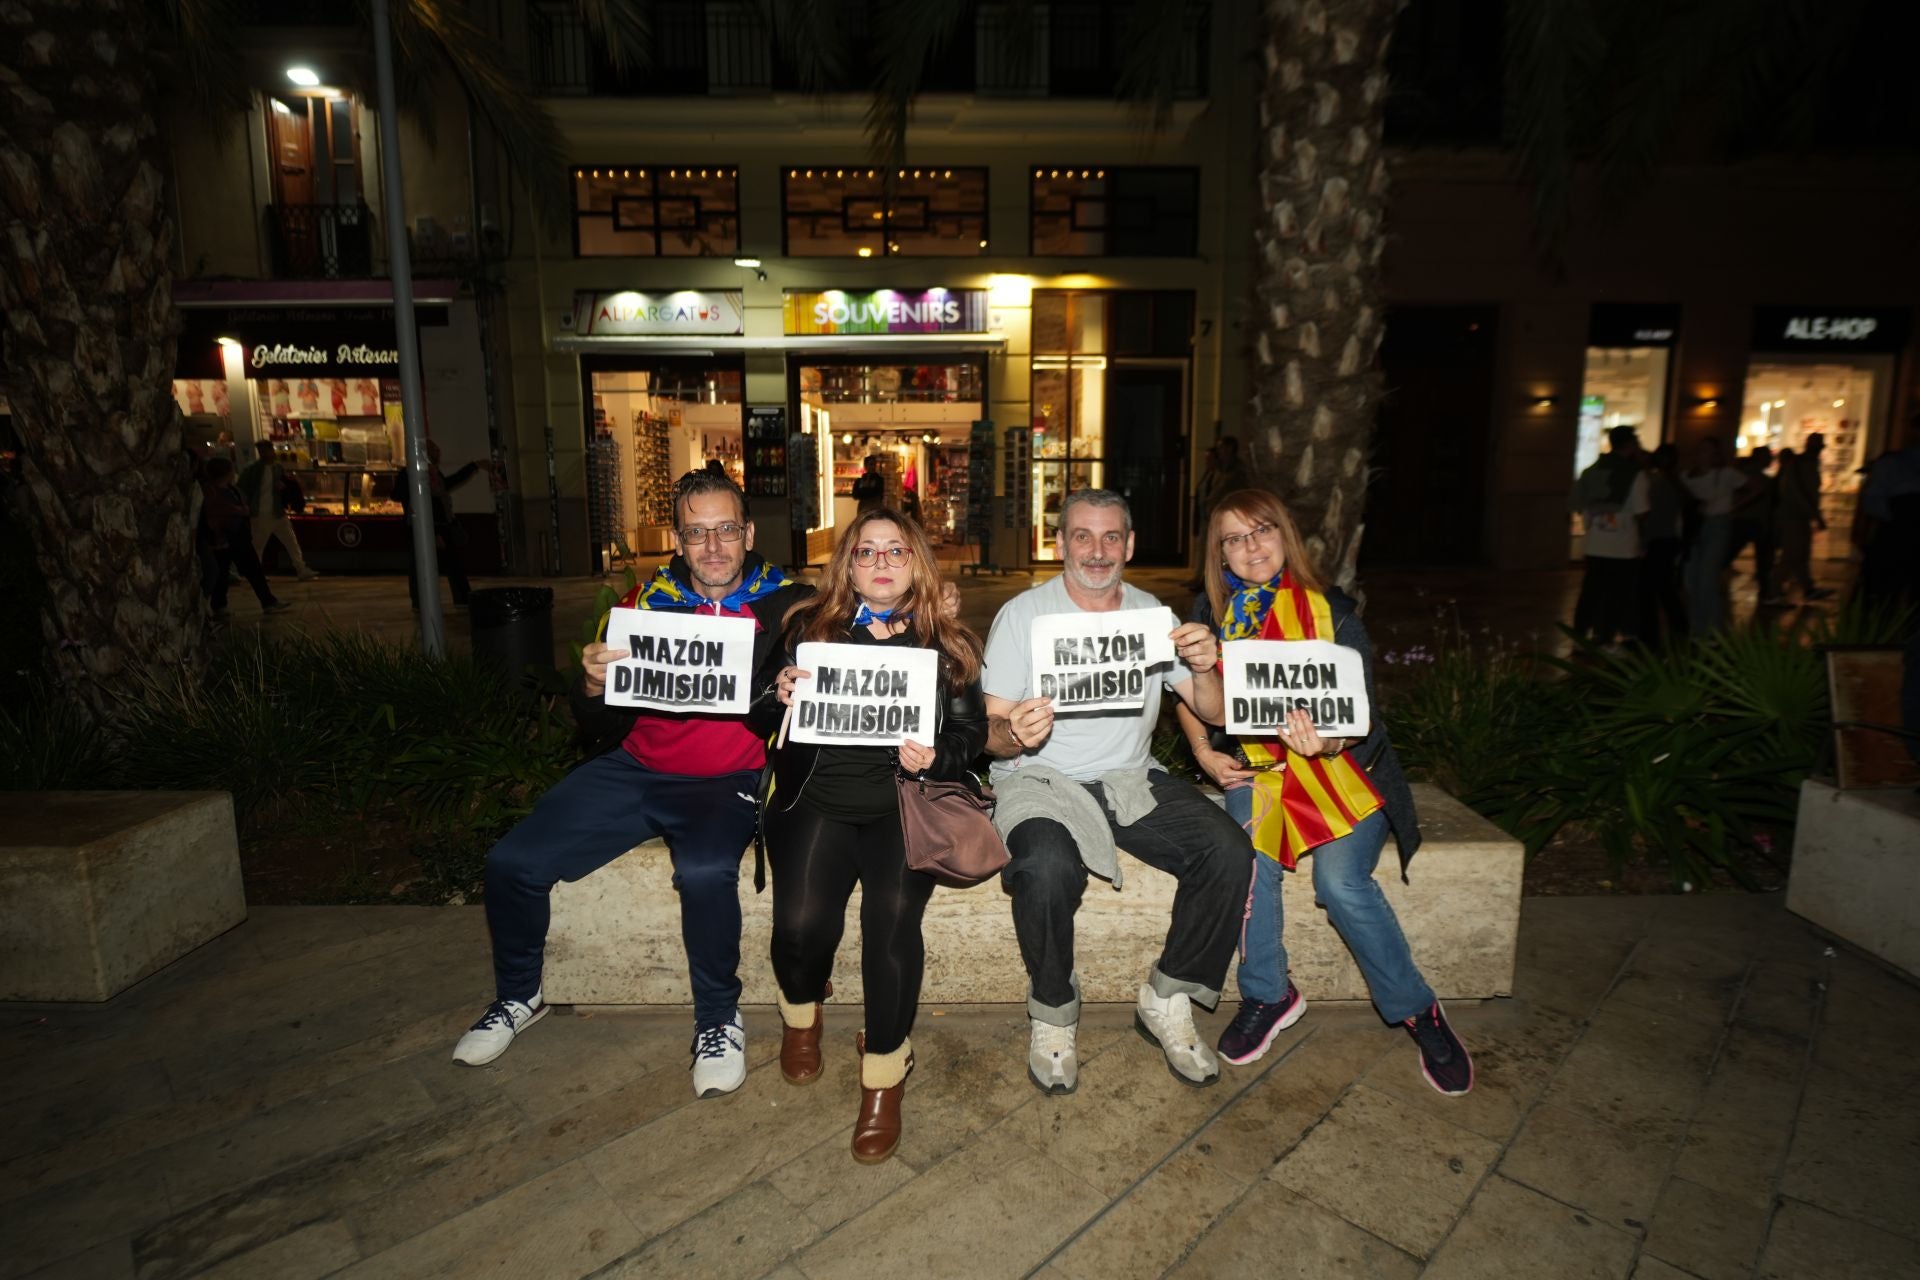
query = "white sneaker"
xmin=1135 ymin=984 xmax=1220 ymax=1087
xmin=452 ymin=995 xmax=547 ymax=1066
xmin=691 ymin=1011 xmax=747 ymax=1098
xmin=1028 ymin=1018 xmax=1079 ymax=1095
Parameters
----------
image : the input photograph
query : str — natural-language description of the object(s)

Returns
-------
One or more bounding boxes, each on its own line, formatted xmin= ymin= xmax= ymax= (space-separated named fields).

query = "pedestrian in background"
xmin=1726 ymin=445 xmax=1778 ymax=601
xmin=1681 ymin=437 xmax=1747 ymax=633
xmin=198 ymin=458 xmax=289 ymax=619
xmin=1639 ymin=443 xmax=1689 ymax=643
xmin=1570 ymin=427 xmax=1649 ymax=645
xmin=238 ymin=440 xmax=318 ymax=581
xmin=394 ymin=439 xmax=482 ymax=610
xmin=1773 ymin=434 xmax=1833 ymax=605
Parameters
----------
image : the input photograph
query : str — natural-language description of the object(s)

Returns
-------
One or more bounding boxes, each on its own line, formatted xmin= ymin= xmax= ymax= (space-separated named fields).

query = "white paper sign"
xmin=1222 ymin=638 xmax=1371 ymax=737
xmin=603 ymin=608 xmax=756 ymax=715
xmin=1028 ymin=606 xmax=1179 ymax=713
xmin=790 ymin=641 xmax=942 ymax=747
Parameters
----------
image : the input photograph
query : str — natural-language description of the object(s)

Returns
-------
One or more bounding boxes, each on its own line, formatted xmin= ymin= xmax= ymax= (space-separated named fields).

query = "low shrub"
xmin=1389 ymin=601 xmax=1914 ymax=889
xmin=4 ymin=630 xmax=581 ymax=902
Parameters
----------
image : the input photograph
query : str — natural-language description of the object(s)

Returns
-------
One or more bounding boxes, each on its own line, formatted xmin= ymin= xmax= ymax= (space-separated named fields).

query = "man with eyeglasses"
xmin=982 ymin=489 xmax=1252 ymax=1093
xmin=453 ymin=470 xmax=813 ymax=1100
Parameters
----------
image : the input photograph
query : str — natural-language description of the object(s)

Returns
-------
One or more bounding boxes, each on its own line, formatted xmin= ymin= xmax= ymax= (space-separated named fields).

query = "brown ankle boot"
xmin=851 ymin=1032 xmax=913 ymax=1164
xmin=778 ymin=991 xmax=824 ymax=1085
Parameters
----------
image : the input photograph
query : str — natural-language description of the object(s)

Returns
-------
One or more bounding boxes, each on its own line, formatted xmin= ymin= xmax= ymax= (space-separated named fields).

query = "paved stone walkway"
xmin=6 ymin=893 xmax=1916 ymax=1278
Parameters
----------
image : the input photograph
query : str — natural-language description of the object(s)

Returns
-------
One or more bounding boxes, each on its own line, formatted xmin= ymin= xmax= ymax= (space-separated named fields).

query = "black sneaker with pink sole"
xmin=1403 ymin=1000 xmax=1473 ymax=1096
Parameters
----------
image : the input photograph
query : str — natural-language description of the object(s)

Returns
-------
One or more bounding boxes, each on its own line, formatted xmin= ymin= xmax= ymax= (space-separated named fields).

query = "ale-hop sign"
xmin=1029 ymin=607 xmax=1179 ymax=713
xmin=790 ymin=642 xmax=941 ymax=747
xmin=1222 ymin=639 xmax=1371 ymax=738
xmin=602 ymin=608 xmax=755 ymax=714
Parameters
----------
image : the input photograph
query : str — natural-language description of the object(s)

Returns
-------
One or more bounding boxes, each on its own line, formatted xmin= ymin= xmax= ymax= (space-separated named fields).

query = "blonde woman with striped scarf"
xmin=1175 ymin=489 xmax=1473 ymax=1096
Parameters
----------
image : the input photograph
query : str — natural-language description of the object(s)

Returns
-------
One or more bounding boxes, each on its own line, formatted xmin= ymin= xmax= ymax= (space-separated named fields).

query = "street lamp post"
xmin=370 ymin=0 xmax=445 ymax=656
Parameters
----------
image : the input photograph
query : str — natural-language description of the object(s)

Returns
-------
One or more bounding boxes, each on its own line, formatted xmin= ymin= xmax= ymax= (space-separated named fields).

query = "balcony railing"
xmin=529 ymin=0 xmax=1207 ymax=99
xmin=266 ymin=202 xmax=375 ymax=280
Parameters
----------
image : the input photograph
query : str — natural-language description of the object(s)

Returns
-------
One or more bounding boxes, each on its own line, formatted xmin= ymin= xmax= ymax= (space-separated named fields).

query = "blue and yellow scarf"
xmin=600 ymin=556 xmax=791 ymax=637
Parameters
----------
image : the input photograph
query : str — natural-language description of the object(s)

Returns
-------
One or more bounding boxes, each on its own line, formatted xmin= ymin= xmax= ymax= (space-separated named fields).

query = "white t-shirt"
xmin=1583 ymin=471 xmax=1651 ymax=559
xmin=1684 ymin=467 xmax=1744 ymax=518
xmin=981 ymin=575 xmax=1188 ymax=783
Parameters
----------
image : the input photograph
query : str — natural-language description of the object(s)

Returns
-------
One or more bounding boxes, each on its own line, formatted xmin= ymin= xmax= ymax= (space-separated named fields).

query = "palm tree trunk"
xmin=1 ymin=0 xmax=202 ymax=722
xmin=1246 ymin=0 xmax=1405 ymax=590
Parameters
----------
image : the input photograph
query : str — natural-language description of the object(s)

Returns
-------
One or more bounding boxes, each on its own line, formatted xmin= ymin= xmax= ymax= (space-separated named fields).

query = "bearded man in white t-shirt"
xmin=981 ymin=489 xmax=1251 ymax=1095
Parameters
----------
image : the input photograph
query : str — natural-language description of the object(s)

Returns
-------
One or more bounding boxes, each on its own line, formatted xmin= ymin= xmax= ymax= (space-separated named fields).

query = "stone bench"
xmin=0 ymin=792 xmax=247 ymax=1002
xmin=546 ymin=783 xmax=1520 ymax=1007
xmin=1788 ymin=779 xmax=1920 ymax=980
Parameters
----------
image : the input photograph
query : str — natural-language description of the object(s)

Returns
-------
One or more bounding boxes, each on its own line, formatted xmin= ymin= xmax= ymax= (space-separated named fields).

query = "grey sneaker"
xmin=1135 ymin=983 xmax=1220 ymax=1087
xmin=690 ymin=1011 xmax=747 ymax=1099
xmin=452 ymin=995 xmax=547 ymax=1066
xmin=1028 ymin=1018 xmax=1079 ymax=1095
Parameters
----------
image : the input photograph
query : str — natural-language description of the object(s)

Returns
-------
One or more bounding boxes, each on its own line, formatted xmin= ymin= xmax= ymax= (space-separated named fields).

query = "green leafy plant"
xmin=570 ymin=565 xmax=638 ymax=674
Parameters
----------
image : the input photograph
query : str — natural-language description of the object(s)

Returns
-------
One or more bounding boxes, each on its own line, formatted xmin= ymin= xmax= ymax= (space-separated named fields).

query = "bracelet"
xmin=1008 ymin=720 xmax=1027 ymax=749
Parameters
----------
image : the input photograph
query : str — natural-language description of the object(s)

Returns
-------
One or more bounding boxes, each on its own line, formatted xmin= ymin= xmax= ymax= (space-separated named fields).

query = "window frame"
xmin=1028 ymin=165 xmax=1202 ymax=258
xmin=570 ymin=163 xmax=742 ymax=259
xmin=779 ymin=165 xmax=992 ymax=258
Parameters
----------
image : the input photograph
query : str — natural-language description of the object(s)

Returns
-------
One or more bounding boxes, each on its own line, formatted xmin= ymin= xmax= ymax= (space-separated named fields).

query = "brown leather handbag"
xmin=895 ymin=771 xmax=1008 ymax=887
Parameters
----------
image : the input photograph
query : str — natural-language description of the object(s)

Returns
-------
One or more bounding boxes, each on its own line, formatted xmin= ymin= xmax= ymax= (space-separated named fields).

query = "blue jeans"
xmin=1224 ymin=786 xmax=1435 ymax=1023
xmin=483 ymin=748 xmax=759 ymax=1028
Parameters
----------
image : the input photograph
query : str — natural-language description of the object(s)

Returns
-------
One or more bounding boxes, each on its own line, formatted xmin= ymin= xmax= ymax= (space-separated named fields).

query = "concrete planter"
xmin=544 ymin=782 xmax=1522 ymax=1008
xmin=0 ymin=792 xmax=247 ymax=1002
xmin=1788 ymin=779 xmax=1920 ymax=981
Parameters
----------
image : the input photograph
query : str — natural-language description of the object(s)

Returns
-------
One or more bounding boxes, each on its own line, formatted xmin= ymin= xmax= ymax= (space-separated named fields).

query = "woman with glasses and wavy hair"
xmin=1173 ymin=489 xmax=1473 ymax=1097
xmin=766 ymin=507 xmax=987 ymax=1163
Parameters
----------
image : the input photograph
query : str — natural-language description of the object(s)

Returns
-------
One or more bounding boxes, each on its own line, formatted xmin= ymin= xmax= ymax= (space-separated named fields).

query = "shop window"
xmin=1740 ymin=360 xmax=1880 ymax=497
xmin=1030 ymin=167 xmax=1199 ymax=256
xmin=782 ymin=167 xmax=988 ymax=257
xmin=1574 ymin=347 xmax=1671 ymax=479
xmin=572 ymin=166 xmax=740 ymax=257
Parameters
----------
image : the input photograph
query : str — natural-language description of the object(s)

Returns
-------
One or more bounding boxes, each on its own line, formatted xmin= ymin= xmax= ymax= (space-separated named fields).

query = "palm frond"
xmin=864 ymin=0 xmax=973 ymax=168
xmin=153 ymin=0 xmax=254 ymax=115
xmin=385 ymin=0 xmax=575 ymax=227
xmin=1115 ymin=0 xmax=1203 ymax=134
xmin=1501 ymin=0 xmax=1605 ymax=262
xmin=759 ymin=0 xmax=854 ymax=93
xmin=570 ymin=0 xmax=655 ymax=73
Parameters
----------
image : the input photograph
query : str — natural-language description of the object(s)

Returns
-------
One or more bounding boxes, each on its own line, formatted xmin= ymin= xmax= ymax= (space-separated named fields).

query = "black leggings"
xmin=766 ymin=797 xmax=935 ymax=1056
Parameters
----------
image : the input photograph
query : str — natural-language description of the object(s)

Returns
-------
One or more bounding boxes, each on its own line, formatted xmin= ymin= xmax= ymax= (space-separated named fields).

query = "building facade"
xmin=502 ymin=0 xmax=1248 ymax=575
xmin=160 ymin=2 xmax=1920 ymax=578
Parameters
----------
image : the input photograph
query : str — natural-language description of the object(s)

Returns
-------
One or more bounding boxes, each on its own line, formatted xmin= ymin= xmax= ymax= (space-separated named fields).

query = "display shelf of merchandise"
xmin=587 ymin=425 xmax=625 ymax=548
xmin=1002 ymin=426 xmax=1032 ymax=532
xmin=744 ymin=408 xmax=788 ymax=497
xmin=632 ymin=411 xmax=673 ymax=528
xmin=286 ymin=467 xmax=405 ymax=517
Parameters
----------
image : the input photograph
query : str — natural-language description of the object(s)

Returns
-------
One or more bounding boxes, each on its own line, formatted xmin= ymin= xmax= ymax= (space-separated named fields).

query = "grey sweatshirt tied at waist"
xmin=989 ymin=763 xmax=1162 ymax=888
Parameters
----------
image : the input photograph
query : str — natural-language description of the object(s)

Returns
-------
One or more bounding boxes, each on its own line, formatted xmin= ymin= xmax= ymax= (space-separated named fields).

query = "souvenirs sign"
xmin=1029 ymin=607 xmax=1179 ymax=713
xmin=603 ymin=608 xmax=755 ymax=714
xmin=1222 ymin=638 xmax=1370 ymax=738
xmin=789 ymin=642 xmax=941 ymax=747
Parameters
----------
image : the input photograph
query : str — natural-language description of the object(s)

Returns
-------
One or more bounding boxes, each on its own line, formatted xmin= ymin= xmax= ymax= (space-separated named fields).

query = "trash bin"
xmin=468 ymin=587 xmax=555 ymax=689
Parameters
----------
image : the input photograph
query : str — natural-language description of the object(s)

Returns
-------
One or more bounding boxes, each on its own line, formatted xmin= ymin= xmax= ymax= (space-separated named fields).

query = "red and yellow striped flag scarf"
xmin=1227 ymin=576 xmax=1383 ymax=868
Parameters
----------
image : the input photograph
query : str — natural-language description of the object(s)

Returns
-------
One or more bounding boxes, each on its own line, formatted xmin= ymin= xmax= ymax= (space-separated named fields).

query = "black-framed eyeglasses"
xmin=678 ymin=522 xmax=747 ymax=545
xmin=852 ymin=546 xmax=913 ymax=567
xmin=1219 ymin=522 xmax=1276 ymax=552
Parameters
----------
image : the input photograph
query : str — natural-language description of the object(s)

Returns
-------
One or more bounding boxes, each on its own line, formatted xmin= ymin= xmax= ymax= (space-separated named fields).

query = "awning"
xmin=552 ymin=333 xmax=1007 ymax=356
xmin=175 ymin=280 xmax=461 ymax=308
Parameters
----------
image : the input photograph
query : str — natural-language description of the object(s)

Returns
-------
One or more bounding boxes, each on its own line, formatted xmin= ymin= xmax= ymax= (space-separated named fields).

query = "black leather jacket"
xmin=760 ymin=636 xmax=990 ymax=812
